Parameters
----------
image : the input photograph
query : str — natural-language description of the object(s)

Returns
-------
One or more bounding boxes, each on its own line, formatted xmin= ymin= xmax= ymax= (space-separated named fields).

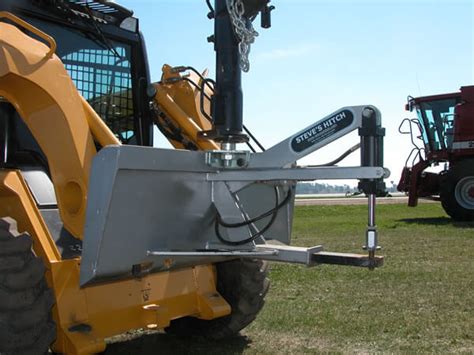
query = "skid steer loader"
xmin=0 ymin=0 xmax=387 ymax=353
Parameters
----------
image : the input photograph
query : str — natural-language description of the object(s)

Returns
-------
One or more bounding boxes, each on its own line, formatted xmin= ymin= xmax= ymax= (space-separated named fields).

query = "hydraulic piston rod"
xmin=366 ymin=193 xmax=378 ymax=269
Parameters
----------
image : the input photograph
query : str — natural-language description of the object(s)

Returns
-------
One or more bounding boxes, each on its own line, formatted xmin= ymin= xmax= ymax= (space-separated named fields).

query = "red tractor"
xmin=398 ymin=86 xmax=474 ymax=221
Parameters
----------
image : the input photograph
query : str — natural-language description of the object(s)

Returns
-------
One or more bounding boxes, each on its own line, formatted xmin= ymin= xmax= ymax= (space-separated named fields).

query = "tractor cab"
xmin=406 ymin=92 xmax=461 ymax=154
xmin=398 ymin=86 xmax=474 ymax=221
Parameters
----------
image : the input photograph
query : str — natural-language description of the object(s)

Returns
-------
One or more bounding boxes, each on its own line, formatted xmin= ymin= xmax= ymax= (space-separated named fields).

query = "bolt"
xmin=362 ymin=108 xmax=374 ymax=119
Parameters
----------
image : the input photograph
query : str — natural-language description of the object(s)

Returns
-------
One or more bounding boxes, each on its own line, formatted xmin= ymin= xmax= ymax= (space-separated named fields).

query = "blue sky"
xmin=121 ymin=0 xmax=473 ymax=186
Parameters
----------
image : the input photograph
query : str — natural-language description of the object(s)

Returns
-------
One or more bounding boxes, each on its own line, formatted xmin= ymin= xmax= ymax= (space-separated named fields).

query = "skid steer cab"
xmin=0 ymin=0 xmax=387 ymax=353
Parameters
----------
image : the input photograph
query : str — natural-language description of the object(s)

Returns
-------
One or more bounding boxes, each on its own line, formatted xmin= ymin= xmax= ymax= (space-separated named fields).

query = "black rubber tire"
xmin=440 ymin=160 xmax=474 ymax=221
xmin=165 ymin=259 xmax=270 ymax=339
xmin=0 ymin=217 xmax=56 ymax=355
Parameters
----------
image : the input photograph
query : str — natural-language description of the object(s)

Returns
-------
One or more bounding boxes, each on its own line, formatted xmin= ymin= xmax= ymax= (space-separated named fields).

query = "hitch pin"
xmin=364 ymin=193 xmax=379 ymax=270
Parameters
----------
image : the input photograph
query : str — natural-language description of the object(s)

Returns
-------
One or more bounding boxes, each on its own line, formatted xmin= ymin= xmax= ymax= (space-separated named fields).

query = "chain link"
xmin=226 ymin=0 xmax=259 ymax=72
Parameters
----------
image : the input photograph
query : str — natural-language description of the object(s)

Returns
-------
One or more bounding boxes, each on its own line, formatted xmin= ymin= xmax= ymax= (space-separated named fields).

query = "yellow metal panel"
xmin=154 ymin=64 xmax=219 ymax=151
xmin=0 ymin=170 xmax=60 ymax=262
xmin=49 ymin=260 xmax=230 ymax=354
xmin=0 ymin=173 xmax=230 ymax=354
xmin=0 ymin=173 xmax=231 ymax=354
xmin=0 ymin=19 xmax=98 ymax=239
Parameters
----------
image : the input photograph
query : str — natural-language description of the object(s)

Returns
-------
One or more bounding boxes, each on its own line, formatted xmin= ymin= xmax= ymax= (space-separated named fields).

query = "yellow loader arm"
xmin=0 ymin=12 xmax=119 ymax=239
xmin=152 ymin=64 xmax=219 ymax=151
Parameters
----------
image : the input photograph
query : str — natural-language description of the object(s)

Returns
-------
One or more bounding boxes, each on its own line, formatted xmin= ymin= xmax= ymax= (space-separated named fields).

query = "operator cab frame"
xmin=0 ymin=0 xmax=154 ymax=151
xmin=406 ymin=92 xmax=461 ymax=153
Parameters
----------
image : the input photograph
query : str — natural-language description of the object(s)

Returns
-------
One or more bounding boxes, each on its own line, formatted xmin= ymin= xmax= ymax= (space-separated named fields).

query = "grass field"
xmin=107 ymin=203 xmax=473 ymax=354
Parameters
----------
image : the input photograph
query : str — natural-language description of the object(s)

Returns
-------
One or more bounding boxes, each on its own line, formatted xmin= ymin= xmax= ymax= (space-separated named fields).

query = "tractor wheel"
xmin=440 ymin=160 xmax=474 ymax=221
xmin=165 ymin=259 xmax=270 ymax=339
xmin=0 ymin=217 xmax=56 ymax=355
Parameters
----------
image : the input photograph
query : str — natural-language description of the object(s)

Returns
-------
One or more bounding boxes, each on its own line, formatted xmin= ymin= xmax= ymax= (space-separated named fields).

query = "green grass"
xmin=245 ymin=204 xmax=473 ymax=354
xmin=107 ymin=203 xmax=473 ymax=354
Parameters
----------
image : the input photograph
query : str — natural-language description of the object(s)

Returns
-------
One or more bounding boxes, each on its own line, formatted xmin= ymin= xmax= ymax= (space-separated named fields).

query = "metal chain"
xmin=226 ymin=0 xmax=259 ymax=72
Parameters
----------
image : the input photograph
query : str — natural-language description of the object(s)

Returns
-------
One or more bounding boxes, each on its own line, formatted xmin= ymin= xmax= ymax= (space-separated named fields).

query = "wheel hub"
xmin=469 ymin=186 xmax=474 ymax=198
xmin=455 ymin=176 xmax=474 ymax=210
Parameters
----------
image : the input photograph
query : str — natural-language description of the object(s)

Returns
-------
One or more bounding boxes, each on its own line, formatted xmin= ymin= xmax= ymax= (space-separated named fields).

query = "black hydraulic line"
xmin=243 ymin=125 xmax=265 ymax=151
xmin=246 ymin=142 xmax=257 ymax=153
xmin=176 ymin=77 xmax=214 ymax=125
xmin=170 ymin=67 xmax=266 ymax=151
xmin=172 ymin=66 xmax=215 ymax=91
xmin=215 ymin=187 xmax=292 ymax=246
xmin=206 ymin=0 xmax=215 ymax=17
xmin=83 ymin=5 xmax=122 ymax=60
xmin=215 ymin=208 xmax=277 ymax=246
xmin=162 ymin=76 xmax=215 ymax=124
xmin=193 ymin=73 xmax=263 ymax=151
xmin=205 ymin=77 xmax=216 ymax=87
xmin=307 ymin=143 xmax=361 ymax=167
xmin=180 ymin=77 xmax=261 ymax=152
xmin=182 ymin=77 xmax=211 ymax=100
xmin=218 ymin=188 xmax=292 ymax=228
xmin=199 ymin=80 xmax=215 ymax=123
xmin=177 ymin=77 xmax=214 ymax=122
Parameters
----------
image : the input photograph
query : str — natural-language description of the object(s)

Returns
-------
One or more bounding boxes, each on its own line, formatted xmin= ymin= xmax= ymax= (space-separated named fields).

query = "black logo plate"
xmin=291 ymin=110 xmax=354 ymax=153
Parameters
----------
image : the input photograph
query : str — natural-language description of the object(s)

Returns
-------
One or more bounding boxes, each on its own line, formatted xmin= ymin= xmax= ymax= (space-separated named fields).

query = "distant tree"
xmin=296 ymin=182 xmax=358 ymax=194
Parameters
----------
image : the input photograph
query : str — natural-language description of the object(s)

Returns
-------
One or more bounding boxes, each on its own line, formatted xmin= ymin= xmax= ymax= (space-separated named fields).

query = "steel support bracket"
xmin=147 ymin=244 xmax=383 ymax=269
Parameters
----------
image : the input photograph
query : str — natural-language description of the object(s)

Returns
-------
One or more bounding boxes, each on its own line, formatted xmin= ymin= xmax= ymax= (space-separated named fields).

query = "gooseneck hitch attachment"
xmin=80 ymin=1 xmax=387 ymax=286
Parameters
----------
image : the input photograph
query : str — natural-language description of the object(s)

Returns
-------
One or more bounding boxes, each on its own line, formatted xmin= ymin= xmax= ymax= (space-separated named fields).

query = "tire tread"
xmin=0 ymin=217 xmax=56 ymax=355
xmin=165 ymin=259 xmax=270 ymax=340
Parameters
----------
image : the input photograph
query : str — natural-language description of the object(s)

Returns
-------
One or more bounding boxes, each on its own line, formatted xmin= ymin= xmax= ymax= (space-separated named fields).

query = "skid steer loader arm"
xmin=0 ymin=12 xmax=119 ymax=239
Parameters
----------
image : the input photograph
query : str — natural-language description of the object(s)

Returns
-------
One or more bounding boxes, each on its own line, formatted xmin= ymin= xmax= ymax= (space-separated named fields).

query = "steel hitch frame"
xmin=80 ymin=105 xmax=388 ymax=285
